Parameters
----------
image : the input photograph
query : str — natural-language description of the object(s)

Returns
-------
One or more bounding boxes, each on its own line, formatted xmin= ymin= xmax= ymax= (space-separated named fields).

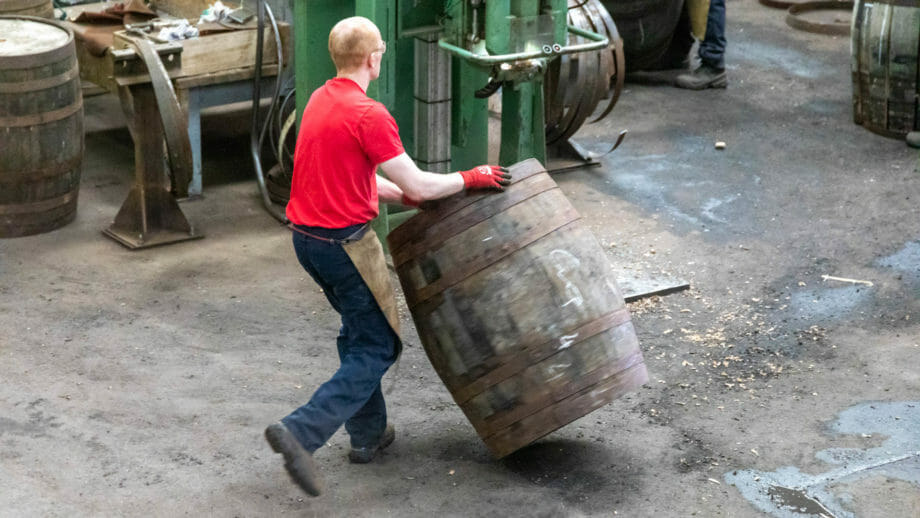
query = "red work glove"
xmin=458 ymin=165 xmax=512 ymax=191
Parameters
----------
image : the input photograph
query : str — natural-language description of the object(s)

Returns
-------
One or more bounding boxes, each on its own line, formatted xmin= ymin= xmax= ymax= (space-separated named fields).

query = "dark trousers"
xmin=699 ymin=0 xmax=726 ymax=70
xmin=281 ymin=226 xmax=399 ymax=452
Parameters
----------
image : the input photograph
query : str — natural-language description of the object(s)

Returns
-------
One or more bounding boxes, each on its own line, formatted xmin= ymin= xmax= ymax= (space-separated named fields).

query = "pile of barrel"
xmin=545 ymin=0 xmax=694 ymax=146
xmin=549 ymin=0 xmax=920 ymax=143
xmin=851 ymin=0 xmax=920 ymax=140
xmin=0 ymin=1 xmax=84 ymax=238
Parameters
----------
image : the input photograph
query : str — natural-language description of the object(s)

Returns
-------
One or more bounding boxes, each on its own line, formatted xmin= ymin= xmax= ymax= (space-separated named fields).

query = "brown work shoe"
xmin=348 ymin=423 xmax=395 ymax=464
xmin=265 ymin=422 xmax=323 ymax=496
xmin=675 ymin=65 xmax=728 ymax=90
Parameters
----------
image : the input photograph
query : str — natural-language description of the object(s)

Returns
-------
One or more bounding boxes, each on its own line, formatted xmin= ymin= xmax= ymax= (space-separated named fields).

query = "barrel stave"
xmin=461 ymin=324 xmax=641 ymax=432
xmin=406 ymin=221 xmax=627 ymax=390
xmin=886 ymin=8 xmax=920 ymax=132
xmin=484 ymin=361 xmax=648 ymax=458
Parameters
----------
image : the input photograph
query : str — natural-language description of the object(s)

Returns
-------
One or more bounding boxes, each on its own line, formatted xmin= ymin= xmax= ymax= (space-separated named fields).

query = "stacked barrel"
xmin=0 ymin=16 xmax=83 ymax=237
xmin=851 ymin=0 xmax=920 ymax=138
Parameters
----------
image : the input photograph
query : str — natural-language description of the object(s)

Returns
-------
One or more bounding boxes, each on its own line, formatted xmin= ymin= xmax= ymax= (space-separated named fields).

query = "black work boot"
xmin=348 ymin=423 xmax=395 ymax=464
xmin=675 ymin=65 xmax=728 ymax=90
xmin=265 ymin=422 xmax=323 ymax=496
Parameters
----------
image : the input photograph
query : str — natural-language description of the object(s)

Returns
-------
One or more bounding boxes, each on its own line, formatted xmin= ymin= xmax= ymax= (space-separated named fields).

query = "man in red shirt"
xmin=264 ymin=16 xmax=510 ymax=497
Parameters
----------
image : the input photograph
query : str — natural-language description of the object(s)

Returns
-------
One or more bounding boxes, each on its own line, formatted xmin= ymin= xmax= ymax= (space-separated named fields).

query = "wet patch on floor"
xmin=784 ymin=285 xmax=875 ymax=324
xmin=731 ymin=39 xmax=832 ymax=80
xmin=725 ymin=401 xmax=920 ymax=517
xmin=601 ymin=153 xmax=755 ymax=234
xmin=799 ymin=98 xmax=848 ymax=117
xmin=875 ymin=240 xmax=920 ymax=286
xmin=0 ymin=399 xmax=61 ymax=439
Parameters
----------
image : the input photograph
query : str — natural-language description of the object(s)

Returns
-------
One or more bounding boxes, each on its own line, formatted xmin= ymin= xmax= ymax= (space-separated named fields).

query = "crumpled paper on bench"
xmin=157 ymin=19 xmax=199 ymax=41
xmin=197 ymin=0 xmax=232 ymax=23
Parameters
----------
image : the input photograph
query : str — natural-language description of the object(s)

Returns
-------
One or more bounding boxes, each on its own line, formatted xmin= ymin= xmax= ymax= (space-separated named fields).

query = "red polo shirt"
xmin=286 ymin=78 xmax=405 ymax=228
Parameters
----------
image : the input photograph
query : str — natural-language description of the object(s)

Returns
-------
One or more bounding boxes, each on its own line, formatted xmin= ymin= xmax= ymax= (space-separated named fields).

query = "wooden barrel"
xmin=545 ymin=0 xmax=625 ymax=146
xmin=602 ymin=0 xmax=692 ymax=71
xmin=0 ymin=0 xmax=54 ymax=18
xmin=851 ymin=0 xmax=920 ymax=138
xmin=0 ymin=16 xmax=83 ymax=238
xmin=387 ymin=159 xmax=648 ymax=458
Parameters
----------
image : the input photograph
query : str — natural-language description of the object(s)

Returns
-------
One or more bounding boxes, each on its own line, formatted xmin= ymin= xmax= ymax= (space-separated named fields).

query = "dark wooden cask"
xmin=0 ymin=0 xmax=53 ymax=18
xmin=852 ymin=0 xmax=920 ymax=137
xmin=601 ymin=0 xmax=692 ymax=72
xmin=388 ymin=159 xmax=648 ymax=458
xmin=0 ymin=16 xmax=83 ymax=237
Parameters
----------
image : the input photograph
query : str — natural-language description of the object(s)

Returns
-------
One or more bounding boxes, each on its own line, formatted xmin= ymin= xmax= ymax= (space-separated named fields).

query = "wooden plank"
xmin=172 ymin=63 xmax=279 ymax=88
xmin=887 ymin=6 xmax=920 ymax=132
xmin=177 ymin=24 xmax=290 ymax=77
xmin=113 ymin=23 xmax=290 ymax=79
xmin=851 ymin=0 xmax=866 ymax=124
xmin=866 ymin=3 xmax=891 ymax=131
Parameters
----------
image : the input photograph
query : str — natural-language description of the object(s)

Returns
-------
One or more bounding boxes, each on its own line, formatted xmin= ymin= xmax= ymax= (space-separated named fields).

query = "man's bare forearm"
xmin=378 ymin=153 xmax=464 ymax=202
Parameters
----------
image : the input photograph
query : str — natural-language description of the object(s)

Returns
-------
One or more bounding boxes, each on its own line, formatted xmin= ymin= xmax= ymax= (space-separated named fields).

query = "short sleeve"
xmin=358 ymin=103 xmax=405 ymax=165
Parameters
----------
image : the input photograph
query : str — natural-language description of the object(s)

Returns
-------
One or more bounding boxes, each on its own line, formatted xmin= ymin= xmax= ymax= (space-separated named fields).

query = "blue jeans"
xmin=281 ymin=225 xmax=399 ymax=452
xmin=699 ymin=0 xmax=726 ymax=70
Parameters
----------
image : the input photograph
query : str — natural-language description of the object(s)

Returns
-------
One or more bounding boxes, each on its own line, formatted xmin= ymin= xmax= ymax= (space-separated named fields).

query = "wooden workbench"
xmin=63 ymin=1 xmax=290 ymax=198
xmin=60 ymin=2 xmax=289 ymax=248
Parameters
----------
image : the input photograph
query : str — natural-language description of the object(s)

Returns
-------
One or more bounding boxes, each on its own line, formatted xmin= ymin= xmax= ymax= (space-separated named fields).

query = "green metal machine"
xmin=292 ymin=0 xmax=610 ymax=238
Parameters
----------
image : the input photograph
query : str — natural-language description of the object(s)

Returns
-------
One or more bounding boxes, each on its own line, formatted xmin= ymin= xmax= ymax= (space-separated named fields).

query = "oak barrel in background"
xmin=388 ymin=159 xmax=648 ymax=458
xmin=602 ymin=0 xmax=693 ymax=71
xmin=0 ymin=16 xmax=83 ymax=237
xmin=0 ymin=0 xmax=54 ymax=18
xmin=851 ymin=0 xmax=920 ymax=138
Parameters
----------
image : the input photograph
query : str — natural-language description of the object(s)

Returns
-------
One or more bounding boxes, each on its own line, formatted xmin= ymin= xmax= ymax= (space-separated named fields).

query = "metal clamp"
xmin=437 ymin=24 xmax=609 ymax=67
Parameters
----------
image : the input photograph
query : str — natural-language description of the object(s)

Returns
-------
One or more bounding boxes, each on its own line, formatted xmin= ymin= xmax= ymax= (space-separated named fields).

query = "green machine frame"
xmin=292 ymin=1 xmax=607 ymax=242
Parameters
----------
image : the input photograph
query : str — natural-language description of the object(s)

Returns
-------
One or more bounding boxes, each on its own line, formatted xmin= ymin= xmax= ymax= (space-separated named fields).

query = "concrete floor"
xmin=2 ymin=1 xmax=919 ymax=517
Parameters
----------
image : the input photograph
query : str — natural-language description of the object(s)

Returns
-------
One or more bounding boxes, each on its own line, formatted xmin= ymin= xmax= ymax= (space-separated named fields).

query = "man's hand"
xmin=458 ymin=165 xmax=512 ymax=191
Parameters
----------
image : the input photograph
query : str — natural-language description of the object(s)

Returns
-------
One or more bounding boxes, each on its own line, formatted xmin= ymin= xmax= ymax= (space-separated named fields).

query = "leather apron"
xmin=342 ymin=230 xmax=402 ymax=340
xmin=687 ymin=0 xmax=710 ymax=40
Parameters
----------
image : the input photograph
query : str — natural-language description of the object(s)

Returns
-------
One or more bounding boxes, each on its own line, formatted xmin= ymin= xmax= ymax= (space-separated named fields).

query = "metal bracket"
xmin=103 ymin=36 xmax=199 ymax=249
xmin=110 ymin=40 xmax=182 ymax=87
xmin=438 ymin=24 xmax=609 ymax=67
xmin=546 ymin=130 xmax=627 ymax=174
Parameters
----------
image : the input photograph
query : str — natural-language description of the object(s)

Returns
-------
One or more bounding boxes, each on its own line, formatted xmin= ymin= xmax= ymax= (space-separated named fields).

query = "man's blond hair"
xmin=328 ymin=16 xmax=381 ymax=72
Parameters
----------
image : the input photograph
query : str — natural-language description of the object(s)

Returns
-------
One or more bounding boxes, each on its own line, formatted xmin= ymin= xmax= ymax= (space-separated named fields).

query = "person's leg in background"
xmin=676 ymin=0 xmax=727 ymax=90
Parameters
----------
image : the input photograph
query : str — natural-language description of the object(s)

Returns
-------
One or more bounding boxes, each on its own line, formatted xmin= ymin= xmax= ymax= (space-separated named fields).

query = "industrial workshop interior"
xmin=1 ymin=0 xmax=918 ymax=516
